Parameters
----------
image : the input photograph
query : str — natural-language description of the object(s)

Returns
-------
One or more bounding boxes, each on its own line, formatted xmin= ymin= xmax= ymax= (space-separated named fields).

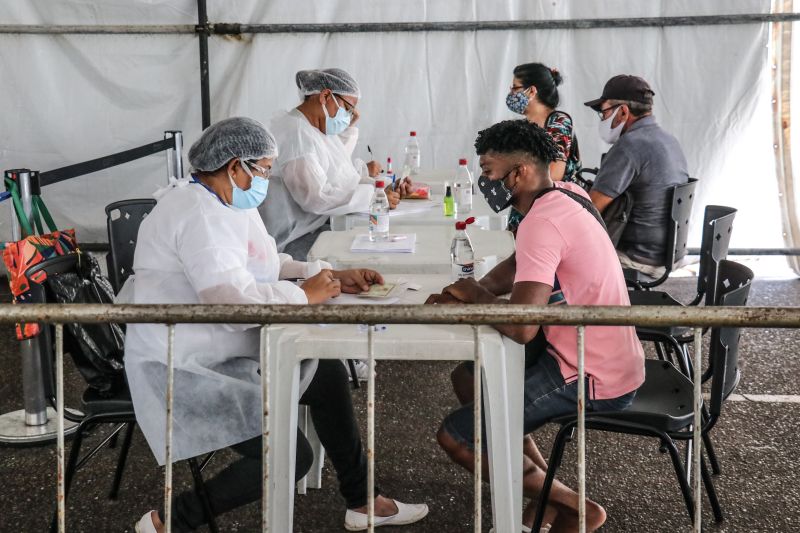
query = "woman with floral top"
xmin=505 ymin=62 xmax=584 ymax=234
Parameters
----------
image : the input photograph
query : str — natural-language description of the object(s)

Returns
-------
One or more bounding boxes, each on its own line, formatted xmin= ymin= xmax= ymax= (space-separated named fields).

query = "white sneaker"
xmin=134 ymin=511 xmax=158 ymax=533
xmin=344 ymin=500 xmax=429 ymax=531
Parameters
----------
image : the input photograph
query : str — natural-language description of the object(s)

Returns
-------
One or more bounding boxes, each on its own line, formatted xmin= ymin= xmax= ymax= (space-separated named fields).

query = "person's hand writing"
xmin=367 ymin=160 xmax=382 ymax=177
xmin=424 ymin=292 xmax=463 ymax=305
xmin=333 ymin=269 xmax=385 ymax=294
xmin=442 ymin=278 xmax=496 ymax=304
xmin=301 ymin=269 xmax=341 ymax=304
xmin=385 ymin=188 xmax=401 ymax=209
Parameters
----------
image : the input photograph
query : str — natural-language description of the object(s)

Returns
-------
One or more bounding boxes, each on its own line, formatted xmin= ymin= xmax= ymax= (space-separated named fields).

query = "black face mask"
xmin=478 ymin=168 xmax=516 ymax=213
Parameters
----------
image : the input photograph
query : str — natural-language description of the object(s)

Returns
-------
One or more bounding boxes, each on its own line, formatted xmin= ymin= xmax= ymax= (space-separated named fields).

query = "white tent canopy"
xmin=1 ymin=0 xmax=796 ymax=275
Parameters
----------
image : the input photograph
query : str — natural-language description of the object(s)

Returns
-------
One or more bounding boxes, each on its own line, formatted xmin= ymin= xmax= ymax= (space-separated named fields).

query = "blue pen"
xmin=391 ymin=174 xmax=396 ymax=191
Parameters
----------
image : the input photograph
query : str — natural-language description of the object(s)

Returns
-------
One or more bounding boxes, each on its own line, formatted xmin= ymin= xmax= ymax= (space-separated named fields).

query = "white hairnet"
xmin=188 ymin=116 xmax=278 ymax=172
xmin=295 ymin=68 xmax=361 ymax=98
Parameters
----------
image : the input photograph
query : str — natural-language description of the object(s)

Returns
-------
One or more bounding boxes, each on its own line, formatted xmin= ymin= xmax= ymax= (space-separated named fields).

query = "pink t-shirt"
xmin=514 ymin=182 xmax=645 ymax=399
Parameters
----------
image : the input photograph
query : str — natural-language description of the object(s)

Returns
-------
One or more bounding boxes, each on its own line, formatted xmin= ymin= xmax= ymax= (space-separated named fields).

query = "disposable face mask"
xmin=505 ymin=89 xmax=530 ymax=115
xmin=478 ymin=172 xmax=515 ymax=213
xmin=228 ymin=160 xmax=269 ymax=209
xmin=323 ymin=97 xmax=351 ymax=136
xmin=598 ymin=107 xmax=625 ymax=144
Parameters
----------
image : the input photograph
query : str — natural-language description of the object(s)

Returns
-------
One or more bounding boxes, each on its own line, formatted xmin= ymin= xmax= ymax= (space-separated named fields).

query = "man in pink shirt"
xmin=427 ymin=119 xmax=644 ymax=532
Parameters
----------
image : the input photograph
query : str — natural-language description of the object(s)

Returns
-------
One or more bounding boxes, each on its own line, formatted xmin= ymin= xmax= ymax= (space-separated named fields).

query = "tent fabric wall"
xmin=0 ymin=0 xmax=784 ymax=256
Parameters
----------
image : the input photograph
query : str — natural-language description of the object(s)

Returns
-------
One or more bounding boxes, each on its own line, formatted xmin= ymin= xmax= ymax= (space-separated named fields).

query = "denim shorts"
xmin=441 ymin=348 xmax=637 ymax=452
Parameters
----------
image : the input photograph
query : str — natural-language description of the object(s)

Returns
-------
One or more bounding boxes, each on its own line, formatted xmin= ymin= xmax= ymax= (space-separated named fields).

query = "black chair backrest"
xmin=105 ymin=199 xmax=157 ymax=293
xmin=696 ymin=205 xmax=737 ymax=306
xmin=708 ymin=259 xmax=754 ymax=420
xmin=24 ymin=253 xmax=82 ymax=401
xmin=663 ymin=178 xmax=698 ymax=271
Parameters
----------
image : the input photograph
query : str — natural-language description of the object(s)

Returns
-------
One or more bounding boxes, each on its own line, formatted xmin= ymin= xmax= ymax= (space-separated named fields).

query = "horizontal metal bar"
xmin=3 ymin=13 xmax=800 ymax=36
xmin=1 ymin=303 xmax=799 ymax=328
xmin=686 ymin=247 xmax=800 ymax=256
xmin=0 ymin=24 xmax=195 ymax=34
xmin=40 ymin=139 xmax=174 ymax=186
xmin=225 ymin=14 xmax=800 ymax=34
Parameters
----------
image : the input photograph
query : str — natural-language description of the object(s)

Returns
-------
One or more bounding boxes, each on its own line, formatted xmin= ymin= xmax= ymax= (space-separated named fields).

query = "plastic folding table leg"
xmin=481 ymin=330 xmax=525 ymax=533
xmin=267 ymin=330 xmax=302 ymax=533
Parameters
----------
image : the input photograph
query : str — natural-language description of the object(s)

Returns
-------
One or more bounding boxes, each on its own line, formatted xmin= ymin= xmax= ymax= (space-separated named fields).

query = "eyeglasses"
xmin=245 ymin=161 xmax=271 ymax=178
xmin=597 ymin=103 xmax=623 ymax=120
xmin=333 ymin=94 xmax=357 ymax=113
xmin=509 ymin=85 xmax=527 ymax=94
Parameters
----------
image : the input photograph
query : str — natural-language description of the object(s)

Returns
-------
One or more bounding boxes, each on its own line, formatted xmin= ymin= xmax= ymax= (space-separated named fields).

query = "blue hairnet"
xmin=188 ymin=117 xmax=278 ymax=172
xmin=295 ymin=68 xmax=361 ymax=98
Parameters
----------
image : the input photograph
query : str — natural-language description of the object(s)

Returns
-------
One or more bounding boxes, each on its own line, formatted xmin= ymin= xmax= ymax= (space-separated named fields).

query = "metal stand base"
xmin=0 ymin=408 xmax=79 ymax=446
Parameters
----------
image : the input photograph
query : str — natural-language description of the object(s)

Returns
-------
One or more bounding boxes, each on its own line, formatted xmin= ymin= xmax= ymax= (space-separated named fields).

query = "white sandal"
xmin=134 ymin=511 xmax=158 ymax=533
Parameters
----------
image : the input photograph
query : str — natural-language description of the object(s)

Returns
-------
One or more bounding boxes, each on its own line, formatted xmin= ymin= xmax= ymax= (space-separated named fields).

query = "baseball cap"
xmin=584 ymin=75 xmax=655 ymax=111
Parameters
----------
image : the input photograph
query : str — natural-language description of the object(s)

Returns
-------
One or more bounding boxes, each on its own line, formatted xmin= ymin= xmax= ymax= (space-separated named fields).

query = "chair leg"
xmin=50 ymin=424 xmax=86 ymax=533
xmin=188 ymin=458 xmax=219 ymax=533
xmin=532 ymin=423 xmax=573 ymax=532
xmin=661 ymin=436 xmax=696 ymax=524
xmin=109 ymin=423 xmax=135 ymax=499
xmin=701 ymin=455 xmax=724 ymax=522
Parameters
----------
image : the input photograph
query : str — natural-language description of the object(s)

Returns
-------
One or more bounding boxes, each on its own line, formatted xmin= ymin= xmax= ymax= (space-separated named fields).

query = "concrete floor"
xmin=1 ymin=276 xmax=798 ymax=532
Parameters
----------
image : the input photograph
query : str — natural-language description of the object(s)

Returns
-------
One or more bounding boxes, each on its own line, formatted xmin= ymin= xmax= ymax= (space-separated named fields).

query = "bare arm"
xmin=439 ymin=278 xmax=553 ymax=344
xmin=549 ymin=160 xmax=567 ymax=181
xmin=589 ymin=189 xmax=615 ymax=214
xmin=478 ymin=253 xmax=516 ymax=296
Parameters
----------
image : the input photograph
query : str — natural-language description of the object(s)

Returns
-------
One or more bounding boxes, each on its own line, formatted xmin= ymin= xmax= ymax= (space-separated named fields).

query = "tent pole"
xmin=197 ymin=0 xmax=211 ymax=129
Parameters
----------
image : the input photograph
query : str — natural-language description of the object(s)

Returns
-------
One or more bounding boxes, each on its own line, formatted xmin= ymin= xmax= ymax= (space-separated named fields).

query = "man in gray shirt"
xmin=584 ymin=75 xmax=690 ymax=278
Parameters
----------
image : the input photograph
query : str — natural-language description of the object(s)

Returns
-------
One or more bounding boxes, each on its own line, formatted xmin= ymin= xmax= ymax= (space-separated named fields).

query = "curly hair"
xmin=474 ymin=119 xmax=562 ymax=166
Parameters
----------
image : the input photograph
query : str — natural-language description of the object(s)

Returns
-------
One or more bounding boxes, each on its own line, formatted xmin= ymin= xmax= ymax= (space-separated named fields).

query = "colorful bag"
xmin=2 ymin=175 xmax=78 ymax=339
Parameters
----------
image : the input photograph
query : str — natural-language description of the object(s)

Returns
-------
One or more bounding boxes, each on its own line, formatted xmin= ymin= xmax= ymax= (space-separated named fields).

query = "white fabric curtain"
xmin=0 ymin=0 xmax=783 ymax=258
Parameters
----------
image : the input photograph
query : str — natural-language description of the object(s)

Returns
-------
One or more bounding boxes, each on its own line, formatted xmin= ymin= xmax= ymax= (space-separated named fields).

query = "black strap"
xmin=532 ymin=186 xmax=608 ymax=232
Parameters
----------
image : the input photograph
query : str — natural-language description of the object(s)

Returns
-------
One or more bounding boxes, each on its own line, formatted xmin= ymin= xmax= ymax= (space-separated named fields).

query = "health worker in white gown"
xmin=124 ymin=117 xmax=428 ymax=532
xmin=260 ymin=68 xmax=411 ymax=259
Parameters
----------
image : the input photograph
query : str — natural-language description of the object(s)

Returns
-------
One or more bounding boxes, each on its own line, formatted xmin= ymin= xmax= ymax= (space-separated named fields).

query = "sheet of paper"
xmin=355 ymin=200 xmax=439 ymax=217
xmin=350 ymin=233 xmax=416 ymax=253
xmin=326 ymin=293 xmax=399 ymax=305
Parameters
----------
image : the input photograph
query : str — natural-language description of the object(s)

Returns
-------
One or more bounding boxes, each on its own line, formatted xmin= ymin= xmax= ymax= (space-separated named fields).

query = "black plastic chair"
xmin=631 ymin=205 xmax=737 ymax=370
xmin=625 ymin=178 xmax=698 ymax=290
xmin=532 ymin=260 xmax=753 ymax=531
xmin=105 ymin=199 xmax=156 ymax=293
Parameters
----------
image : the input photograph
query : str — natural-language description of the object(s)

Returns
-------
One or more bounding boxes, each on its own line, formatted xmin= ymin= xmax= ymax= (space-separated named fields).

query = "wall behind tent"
xmin=0 ymin=0 xmax=785 ymax=253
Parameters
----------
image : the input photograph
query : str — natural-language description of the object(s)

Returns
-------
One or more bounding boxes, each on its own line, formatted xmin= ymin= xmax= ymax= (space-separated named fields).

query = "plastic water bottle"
xmin=451 ymin=217 xmax=476 ymax=280
xmin=369 ymin=180 xmax=390 ymax=242
xmin=402 ymin=131 xmax=421 ymax=177
xmin=453 ymin=158 xmax=473 ymax=215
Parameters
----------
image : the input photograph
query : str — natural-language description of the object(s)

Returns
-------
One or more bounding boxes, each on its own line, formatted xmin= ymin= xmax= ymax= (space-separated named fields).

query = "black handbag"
xmin=46 ymin=253 xmax=126 ymax=396
xmin=601 ymin=191 xmax=634 ymax=247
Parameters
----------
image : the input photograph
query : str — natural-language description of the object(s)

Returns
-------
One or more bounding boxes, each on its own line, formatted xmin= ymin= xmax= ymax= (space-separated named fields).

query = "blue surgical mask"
xmin=228 ymin=159 xmax=269 ymax=209
xmin=323 ymin=97 xmax=352 ymax=136
xmin=505 ymin=89 xmax=530 ymax=115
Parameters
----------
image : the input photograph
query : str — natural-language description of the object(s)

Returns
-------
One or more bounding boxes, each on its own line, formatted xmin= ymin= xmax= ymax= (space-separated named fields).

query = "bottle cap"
xmin=387 ymin=157 xmax=392 ymax=163
xmin=455 ymin=217 xmax=475 ymax=230
xmin=445 ymin=185 xmax=452 ymax=196
xmin=375 ymin=180 xmax=385 ymax=188
xmin=410 ymin=131 xmax=417 ymax=136
xmin=459 ymin=158 xmax=467 ymax=165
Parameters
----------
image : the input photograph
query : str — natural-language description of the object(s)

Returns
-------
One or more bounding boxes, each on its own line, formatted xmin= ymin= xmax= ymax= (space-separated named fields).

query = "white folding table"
xmin=307 ymin=225 xmax=515 ymax=275
xmin=264 ymin=274 xmax=525 ymax=532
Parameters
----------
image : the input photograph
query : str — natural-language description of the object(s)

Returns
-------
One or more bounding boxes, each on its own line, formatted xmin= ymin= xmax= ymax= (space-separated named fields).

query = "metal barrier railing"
xmin=2 ymin=303 xmax=798 ymax=533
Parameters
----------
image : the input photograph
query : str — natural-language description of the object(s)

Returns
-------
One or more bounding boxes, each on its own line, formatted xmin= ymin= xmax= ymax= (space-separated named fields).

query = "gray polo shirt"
xmin=591 ymin=115 xmax=689 ymax=264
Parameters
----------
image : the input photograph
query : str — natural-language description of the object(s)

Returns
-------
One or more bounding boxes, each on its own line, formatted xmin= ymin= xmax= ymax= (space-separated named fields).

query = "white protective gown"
xmin=259 ymin=108 xmax=374 ymax=251
xmin=122 ymin=179 xmax=329 ymax=465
